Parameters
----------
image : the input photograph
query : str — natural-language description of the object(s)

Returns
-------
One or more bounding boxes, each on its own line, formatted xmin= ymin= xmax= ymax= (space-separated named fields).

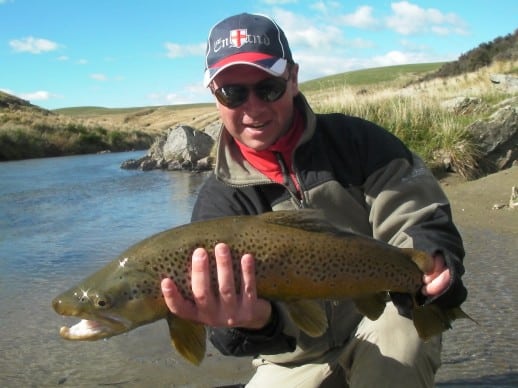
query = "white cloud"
xmin=9 ymin=36 xmax=59 ymax=54
xmin=272 ymin=8 xmax=345 ymax=50
xmin=370 ymin=49 xmax=437 ymax=68
xmin=147 ymin=81 xmax=209 ymax=106
xmin=164 ymin=42 xmax=205 ymax=58
xmin=295 ymin=24 xmax=344 ymax=49
xmin=20 ymin=90 xmax=52 ymax=101
xmin=386 ymin=1 xmax=467 ymax=35
xmin=147 ymin=91 xmax=192 ymax=105
xmin=90 ymin=73 xmax=107 ymax=81
xmin=296 ymin=48 xmax=435 ymax=81
xmin=340 ymin=6 xmax=378 ymax=29
xmin=309 ymin=1 xmax=327 ymax=14
xmin=298 ymin=54 xmax=375 ymax=82
xmin=0 ymin=88 xmax=58 ymax=102
xmin=261 ymin=0 xmax=297 ymax=5
xmin=348 ymin=38 xmax=375 ymax=49
xmin=309 ymin=1 xmax=342 ymax=14
xmin=0 ymin=89 xmax=55 ymax=103
xmin=0 ymin=88 xmax=14 ymax=95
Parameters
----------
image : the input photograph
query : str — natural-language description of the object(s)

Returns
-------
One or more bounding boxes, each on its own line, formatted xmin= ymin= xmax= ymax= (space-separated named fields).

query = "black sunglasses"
xmin=212 ymin=76 xmax=289 ymax=108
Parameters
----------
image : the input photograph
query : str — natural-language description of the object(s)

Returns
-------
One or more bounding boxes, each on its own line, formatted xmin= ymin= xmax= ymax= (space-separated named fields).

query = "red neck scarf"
xmin=235 ymin=110 xmax=304 ymax=188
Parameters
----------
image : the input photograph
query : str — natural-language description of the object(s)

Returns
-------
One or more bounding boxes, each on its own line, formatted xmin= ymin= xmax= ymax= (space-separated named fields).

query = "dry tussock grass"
xmin=304 ymin=61 xmax=516 ymax=179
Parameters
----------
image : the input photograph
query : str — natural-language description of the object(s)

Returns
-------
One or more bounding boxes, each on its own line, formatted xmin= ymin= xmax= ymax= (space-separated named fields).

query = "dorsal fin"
xmin=258 ymin=210 xmax=343 ymax=234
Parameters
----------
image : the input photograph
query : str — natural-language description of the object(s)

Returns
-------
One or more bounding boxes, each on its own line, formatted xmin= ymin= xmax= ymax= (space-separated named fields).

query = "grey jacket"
xmin=191 ymin=93 xmax=467 ymax=363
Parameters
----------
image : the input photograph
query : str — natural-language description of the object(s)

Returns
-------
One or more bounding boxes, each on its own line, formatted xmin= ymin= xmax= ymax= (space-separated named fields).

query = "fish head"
xmin=52 ymin=255 xmax=168 ymax=341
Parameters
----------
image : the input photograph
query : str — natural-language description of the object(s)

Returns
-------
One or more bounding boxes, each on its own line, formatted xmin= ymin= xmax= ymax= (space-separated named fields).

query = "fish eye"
xmin=94 ymin=294 xmax=110 ymax=309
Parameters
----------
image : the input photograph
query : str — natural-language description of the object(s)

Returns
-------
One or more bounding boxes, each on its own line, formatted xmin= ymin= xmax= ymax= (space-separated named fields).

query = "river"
xmin=0 ymin=152 xmax=516 ymax=387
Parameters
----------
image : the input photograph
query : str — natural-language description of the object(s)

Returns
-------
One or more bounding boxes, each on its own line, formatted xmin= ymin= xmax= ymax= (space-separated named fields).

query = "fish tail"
xmin=412 ymin=303 xmax=476 ymax=340
xmin=402 ymin=248 xmax=435 ymax=273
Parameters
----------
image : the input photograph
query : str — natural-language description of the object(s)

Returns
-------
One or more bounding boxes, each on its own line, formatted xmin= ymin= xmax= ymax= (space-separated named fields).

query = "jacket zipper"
xmin=275 ymin=151 xmax=340 ymax=344
xmin=274 ymin=151 xmax=308 ymax=208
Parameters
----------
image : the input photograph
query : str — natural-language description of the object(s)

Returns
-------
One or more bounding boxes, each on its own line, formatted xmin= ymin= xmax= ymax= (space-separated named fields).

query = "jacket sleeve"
xmin=321 ymin=115 xmax=467 ymax=310
xmin=364 ymin=152 xmax=467 ymax=309
xmin=209 ymin=302 xmax=296 ymax=357
xmin=191 ymin=174 xmax=297 ymax=357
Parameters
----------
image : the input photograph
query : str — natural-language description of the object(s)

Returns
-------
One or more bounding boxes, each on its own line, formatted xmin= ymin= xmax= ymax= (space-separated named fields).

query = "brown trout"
xmin=52 ymin=210 xmax=469 ymax=365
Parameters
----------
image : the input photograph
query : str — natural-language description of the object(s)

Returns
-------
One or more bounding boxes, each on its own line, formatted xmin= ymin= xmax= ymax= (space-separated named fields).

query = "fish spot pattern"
xmin=106 ymin=215 xmax=423 ymax=308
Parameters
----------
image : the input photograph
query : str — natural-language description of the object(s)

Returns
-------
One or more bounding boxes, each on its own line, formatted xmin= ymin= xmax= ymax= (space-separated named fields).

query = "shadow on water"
xmin=436 ymin=372 xmax=518 ymax=387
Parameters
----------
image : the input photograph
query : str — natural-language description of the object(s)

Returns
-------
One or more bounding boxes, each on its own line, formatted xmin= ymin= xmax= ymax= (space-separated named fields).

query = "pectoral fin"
xmin=353 ymin=293 xmax=387 ymax=320
xmin=166 ymin=314 xmax=206 ymax=365
xmin=285 ymin=300 xmax=328 ymax=337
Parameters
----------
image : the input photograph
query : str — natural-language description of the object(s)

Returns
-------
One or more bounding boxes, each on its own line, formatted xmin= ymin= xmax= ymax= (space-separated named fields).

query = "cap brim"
xmin=204 ymin=55 xmax=287 ymax=87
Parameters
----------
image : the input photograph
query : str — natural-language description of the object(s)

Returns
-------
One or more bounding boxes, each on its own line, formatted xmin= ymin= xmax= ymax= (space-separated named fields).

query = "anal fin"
xmin=285 ymin=300 xmax=328 ymax=337
xmin=353 ymin=293 xmax=387 ymax=321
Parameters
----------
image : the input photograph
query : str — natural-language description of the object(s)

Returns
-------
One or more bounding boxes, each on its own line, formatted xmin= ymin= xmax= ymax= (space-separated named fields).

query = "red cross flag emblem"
xmin=230 ymin=29 xmax=248 ymax=48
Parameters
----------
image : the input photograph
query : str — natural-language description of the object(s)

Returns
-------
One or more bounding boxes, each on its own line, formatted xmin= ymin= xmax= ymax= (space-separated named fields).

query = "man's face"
xmin=211 ymin=64 xmax=299 ymax=151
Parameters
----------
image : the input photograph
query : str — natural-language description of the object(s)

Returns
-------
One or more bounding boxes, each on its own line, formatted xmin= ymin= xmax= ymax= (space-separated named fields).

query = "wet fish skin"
xmin=52 ymin=210 xmax=470 ymax=365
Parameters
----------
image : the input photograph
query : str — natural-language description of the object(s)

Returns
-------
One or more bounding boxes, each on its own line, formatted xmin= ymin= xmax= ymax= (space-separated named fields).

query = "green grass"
xmin=300 ymin=63 xmax=444 ymax=92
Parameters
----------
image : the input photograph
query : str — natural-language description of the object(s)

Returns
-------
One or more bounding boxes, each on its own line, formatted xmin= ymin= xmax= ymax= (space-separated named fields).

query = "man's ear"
xmin=289 ymin=63 xmax=300 ymax=94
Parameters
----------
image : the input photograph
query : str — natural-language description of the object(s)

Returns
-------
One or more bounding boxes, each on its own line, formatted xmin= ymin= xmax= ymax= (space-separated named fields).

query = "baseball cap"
xmin=203 ymin=13 xmax=293 ymax=87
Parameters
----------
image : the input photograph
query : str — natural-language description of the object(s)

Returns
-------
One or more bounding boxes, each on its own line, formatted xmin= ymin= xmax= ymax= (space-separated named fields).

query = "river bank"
xmin=440 ymin=166 xmax=517 ymax=234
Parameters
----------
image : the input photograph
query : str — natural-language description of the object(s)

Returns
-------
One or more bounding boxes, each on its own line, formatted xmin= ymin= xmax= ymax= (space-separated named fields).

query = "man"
xmin=161 ymin=13 xmax=467 ymax=387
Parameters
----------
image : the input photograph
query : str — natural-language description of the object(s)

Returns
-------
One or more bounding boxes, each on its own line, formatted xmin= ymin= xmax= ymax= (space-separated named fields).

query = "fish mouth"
xmin=57 ymin=315 xmax=132 ymax=341
xmin=53 ymin=294 xmax=134 ymax=340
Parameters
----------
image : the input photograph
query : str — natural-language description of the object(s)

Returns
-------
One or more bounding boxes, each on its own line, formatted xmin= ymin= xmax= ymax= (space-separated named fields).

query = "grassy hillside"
xmin=0 ymin=91 xmax=154 ymax=160
xmin=300 ymin=62 xmax=443 ymax=92
xmin=0 ymin=92 xmax=218 ymax=161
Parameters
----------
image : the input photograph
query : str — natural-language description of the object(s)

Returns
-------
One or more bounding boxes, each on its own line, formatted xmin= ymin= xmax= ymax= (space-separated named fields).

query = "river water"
xmin=0 ymin=152 xmax=249 ymax=387
xmin=0 ymin=152 xmax=516 ymax=387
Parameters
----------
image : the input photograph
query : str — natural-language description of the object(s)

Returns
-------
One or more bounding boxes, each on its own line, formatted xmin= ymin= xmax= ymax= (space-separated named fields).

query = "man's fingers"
xmin=422 ymin=268 xmax=451 ymax=296
xmin=423 ymin=254 xmax=446 ymax=282
xmin=161 ymin=244 xmax=271 ymax=329
xmin=191 ymin=248 xmax=213 ymax=309
xmin=215 ymin=243 xmax=237 ymax=301
xmin=241 ymin=254 xmax=258 ymax=301
xmin=215 ymin=243 xmax=238 ymax=325
xmin=161 ymin=277 xmax=195 ymax=317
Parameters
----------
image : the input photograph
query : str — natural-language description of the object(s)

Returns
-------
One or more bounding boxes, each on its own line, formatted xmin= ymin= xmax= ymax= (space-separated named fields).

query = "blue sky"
xmin=1 ymin=0 xmax=516 ymax=110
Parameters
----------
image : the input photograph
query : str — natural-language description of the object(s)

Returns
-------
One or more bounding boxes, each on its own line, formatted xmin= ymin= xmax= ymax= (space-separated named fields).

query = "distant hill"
xmin=300 ymin=63 xmax=444 ymax=93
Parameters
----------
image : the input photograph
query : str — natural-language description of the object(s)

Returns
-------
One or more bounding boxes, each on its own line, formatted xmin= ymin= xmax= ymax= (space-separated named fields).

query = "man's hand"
xmin=422 ymin=253 xmax=451 ymax=297
xmin=161 ymin=242 xmax=272 ymax=330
